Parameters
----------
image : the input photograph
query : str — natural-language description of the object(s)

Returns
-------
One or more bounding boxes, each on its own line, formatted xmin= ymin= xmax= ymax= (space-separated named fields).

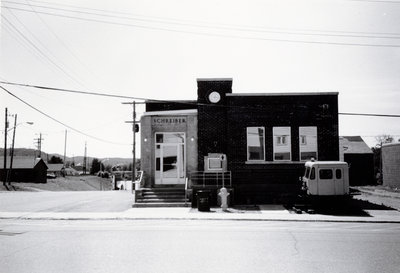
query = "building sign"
xmin=152 ymin=117 xmax=187 ymax=125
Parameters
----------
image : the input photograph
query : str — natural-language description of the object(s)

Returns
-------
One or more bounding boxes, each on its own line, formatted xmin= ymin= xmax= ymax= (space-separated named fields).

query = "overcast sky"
xmin=1 ymin=0 xmax=400 ymax=159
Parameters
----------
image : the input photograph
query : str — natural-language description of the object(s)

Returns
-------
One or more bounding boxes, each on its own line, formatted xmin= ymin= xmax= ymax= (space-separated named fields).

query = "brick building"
xmin=140 ymin=78 xmax=339 ymax=204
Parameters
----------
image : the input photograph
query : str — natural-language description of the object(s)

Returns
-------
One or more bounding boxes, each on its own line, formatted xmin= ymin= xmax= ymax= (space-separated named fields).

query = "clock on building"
xmin=208 ymin=91 xmax=221 ymax=103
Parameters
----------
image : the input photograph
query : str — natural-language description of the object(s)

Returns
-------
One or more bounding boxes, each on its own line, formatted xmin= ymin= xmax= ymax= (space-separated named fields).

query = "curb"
xmin=1 ymin=214 xmax=400 ymax=224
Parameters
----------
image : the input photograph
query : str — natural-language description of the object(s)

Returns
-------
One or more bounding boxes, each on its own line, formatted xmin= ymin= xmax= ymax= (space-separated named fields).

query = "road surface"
xmin=1 ymin=219 xmax=399 ymax=273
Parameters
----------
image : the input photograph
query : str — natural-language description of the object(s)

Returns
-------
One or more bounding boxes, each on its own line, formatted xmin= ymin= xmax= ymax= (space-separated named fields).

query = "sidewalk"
xmin=355 ymin=186 xmax=400 ymax=199
xmin=1 ymin=204 xmax=400 ymax=223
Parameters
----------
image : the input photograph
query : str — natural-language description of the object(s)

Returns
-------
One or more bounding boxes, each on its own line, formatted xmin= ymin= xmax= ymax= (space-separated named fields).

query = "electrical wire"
xmin=8 ymin=0 xmax=400 ymax=37
xmin=3 ymin=5 xmax=400 ymax=48
xmin=4 ymin=1 xmax=400 ymax=40
xmin=1 ymin=15 xmax=88 ymax=89
xmin=22 ymin=0 xmax=94 ymax=76
xmin=4 ymin=8 xmax=90 ymax=89
xmin=0 ymin=85 xmax=130 ymax=146
xmin=1 ymin=80 xmax=400 ymax=118
xmin=2 ymin=20 xmax=52 ymax=69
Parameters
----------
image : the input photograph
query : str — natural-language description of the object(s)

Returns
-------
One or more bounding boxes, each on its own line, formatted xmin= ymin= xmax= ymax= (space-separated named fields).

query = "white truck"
xmin=301 ymin=161 xmax=350 ymax=197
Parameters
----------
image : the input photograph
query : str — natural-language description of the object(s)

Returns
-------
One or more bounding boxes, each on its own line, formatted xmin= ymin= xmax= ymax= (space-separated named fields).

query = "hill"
xmin=0 ymin=148 xmax=133 ymax=167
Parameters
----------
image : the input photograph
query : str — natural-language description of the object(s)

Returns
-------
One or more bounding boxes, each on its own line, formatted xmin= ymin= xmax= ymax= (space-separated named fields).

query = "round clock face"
xmin=208 ymin=91 xmax=221 ymax=103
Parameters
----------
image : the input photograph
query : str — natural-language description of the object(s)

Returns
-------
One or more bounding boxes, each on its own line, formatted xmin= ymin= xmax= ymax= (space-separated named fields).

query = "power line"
xmin=3 ymin=6 xmax=400 ymax=48
xmin=2 ymin=21 xmax=48 ymax=66
xmin=1 ymin=80 xmax=400 ymax=118
xmin=5 ymin=8 xmax=89 ymax=89
xmin=8 ymin=0 xmax=400 ymax=37
xmin=1 ymin=15 xmax=88 ymax=89
xmin=0 ymin=85 xmax=130 ymax=146
xmin=22 ymin=0 xmax=95 ymax=76
xmin=4 ymin=1 xmax=400 ymax=40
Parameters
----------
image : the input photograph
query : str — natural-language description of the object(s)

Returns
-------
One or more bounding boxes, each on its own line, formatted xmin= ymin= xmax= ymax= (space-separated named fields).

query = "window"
xmin=247 ymin=127 xmax=265 ymax=161
xmin=299 ymin=127 xmax=317 ymax=161
xmin=273 ymin=127 xmax=291 ymax=161
xmin=304 ymin=167 xmax=311 ymax=178
xmin=336 ymin=169 xmax=342 ymax=179
xmin=319 ymin=169 xmax=333 ymax=179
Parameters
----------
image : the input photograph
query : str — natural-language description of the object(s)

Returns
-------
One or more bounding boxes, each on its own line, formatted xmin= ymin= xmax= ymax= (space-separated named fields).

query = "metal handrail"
xmin=188 ymin=171 xmax=232 ymax=188
xmin=184 ymin=177 xmax=188 ymax=206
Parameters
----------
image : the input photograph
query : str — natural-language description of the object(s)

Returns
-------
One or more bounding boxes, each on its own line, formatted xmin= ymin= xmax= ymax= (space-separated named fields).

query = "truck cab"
xmin=302 ymin=161 xmax=349 ymax=196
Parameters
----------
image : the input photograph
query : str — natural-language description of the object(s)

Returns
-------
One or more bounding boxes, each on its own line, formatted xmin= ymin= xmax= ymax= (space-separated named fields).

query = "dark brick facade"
xmin=196 ymin=79 xmax=339 ymax=203
xmin=146 ymin=101 xmax=196 ymax=112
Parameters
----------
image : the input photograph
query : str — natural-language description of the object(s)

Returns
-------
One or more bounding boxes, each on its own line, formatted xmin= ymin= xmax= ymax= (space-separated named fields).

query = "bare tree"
xmin=375 ymin=134 xmax=394 ymax=146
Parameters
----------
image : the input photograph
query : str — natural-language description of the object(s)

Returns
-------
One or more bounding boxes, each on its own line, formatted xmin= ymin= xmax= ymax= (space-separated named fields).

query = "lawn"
xmin=0 ymin=175 xmax=113 ymax=191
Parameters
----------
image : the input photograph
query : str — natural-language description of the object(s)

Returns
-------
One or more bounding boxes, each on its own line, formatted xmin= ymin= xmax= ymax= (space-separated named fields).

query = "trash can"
xmin=197 ymin=190 xmax=211 ymax=212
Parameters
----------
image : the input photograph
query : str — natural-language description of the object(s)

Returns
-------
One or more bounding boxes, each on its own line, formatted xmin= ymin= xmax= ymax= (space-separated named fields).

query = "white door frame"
xmin=154 ymin=132 xmax=185 ymax=185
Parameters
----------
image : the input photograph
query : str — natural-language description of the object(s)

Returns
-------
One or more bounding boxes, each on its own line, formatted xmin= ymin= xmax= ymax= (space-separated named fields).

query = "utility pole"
xmin=122 ymin=101 xmax=143 ymax=185
xmin=7 ymin=114 xmax=17 ymax=186
xmin=63 ymin=130 xmax=67 ymax=167
xmin=34 ymin=133 xmax=43 ymax=158
xmin=83 ymin=141 xmax=87 ymax=175
xmin=3 ymin=108 xmax=8 ymax=187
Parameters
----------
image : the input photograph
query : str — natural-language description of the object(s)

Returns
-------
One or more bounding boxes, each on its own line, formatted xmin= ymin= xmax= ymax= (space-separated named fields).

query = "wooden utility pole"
xmin=34 ymin=133 xmax=43 ymax=158
xmin=3 ymin=108 xmax=8 ymax=187
xmin=7 ymin=114 xmax=17 ymax=186
xmin=122 ymin=101 xmax=143 ymax=186
xmin=83 ymin=141 xmax=87 ymax=175
xmin=63 ymin=130 xmax=67 ymax=167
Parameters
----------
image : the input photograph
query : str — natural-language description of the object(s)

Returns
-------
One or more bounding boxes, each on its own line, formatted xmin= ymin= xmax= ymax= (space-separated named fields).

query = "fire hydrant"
xmin=218 ymin=187 xmax=230 ymax=211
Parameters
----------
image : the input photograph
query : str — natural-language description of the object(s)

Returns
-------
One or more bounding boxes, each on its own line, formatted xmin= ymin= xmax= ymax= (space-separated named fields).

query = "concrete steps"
xmin=133 ymin=188 xmax=189 ymax=208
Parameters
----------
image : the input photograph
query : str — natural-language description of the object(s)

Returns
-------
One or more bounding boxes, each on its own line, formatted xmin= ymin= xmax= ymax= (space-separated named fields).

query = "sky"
xmin=1 ymin=0 xmax=400 ymax=159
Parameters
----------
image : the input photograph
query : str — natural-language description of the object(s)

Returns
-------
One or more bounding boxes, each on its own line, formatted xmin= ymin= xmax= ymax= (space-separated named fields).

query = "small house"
xmin=0 ymin=156 xmax=48 ymax=183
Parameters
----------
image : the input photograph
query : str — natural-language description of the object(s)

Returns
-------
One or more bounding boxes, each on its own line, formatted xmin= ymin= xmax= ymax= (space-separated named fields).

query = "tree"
xmin=375 ymin=134 xmax=394 ymax=146
xmin=90 ymin=158 xmax=101 ymax=175
xmin=49 ymin=155 xmax=63 ymax=164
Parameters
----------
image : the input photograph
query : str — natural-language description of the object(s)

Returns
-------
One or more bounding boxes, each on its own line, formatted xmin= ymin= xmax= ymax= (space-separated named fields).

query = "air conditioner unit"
xmin=204 ymin=153 xmax=227 ymax=172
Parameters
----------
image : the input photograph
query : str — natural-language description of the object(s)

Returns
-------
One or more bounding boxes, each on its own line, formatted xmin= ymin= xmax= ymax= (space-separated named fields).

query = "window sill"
xmin=245 ymin=161 xmax=304 ymax=165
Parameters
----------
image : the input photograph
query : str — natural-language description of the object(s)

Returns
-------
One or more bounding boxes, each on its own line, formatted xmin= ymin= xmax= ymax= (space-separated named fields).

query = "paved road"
xmin=1 ymin=219 xmax=399 ymax=273
xmin=0 ymin=191 xmax=133 ymax=212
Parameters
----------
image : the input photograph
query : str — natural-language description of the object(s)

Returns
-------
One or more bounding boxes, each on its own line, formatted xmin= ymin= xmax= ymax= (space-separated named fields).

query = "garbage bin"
xmin=197 ymin=190 xmax=211 ymax=212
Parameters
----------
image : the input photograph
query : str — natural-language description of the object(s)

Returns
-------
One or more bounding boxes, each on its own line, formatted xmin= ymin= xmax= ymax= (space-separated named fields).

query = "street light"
xmin=4 ymin=114 xmax=34 ymax=188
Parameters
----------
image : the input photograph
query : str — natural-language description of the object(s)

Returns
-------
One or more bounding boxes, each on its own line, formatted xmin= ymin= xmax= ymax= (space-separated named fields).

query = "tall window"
xmin=247 ymin=127 xmax=265 ymax=161
xmin=273 ymin=127 xmax=291 ymax=161
xmin=299 ymin=127 xmax=318 ymax=161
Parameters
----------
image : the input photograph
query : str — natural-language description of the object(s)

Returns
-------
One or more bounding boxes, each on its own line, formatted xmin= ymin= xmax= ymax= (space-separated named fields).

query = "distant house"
xmin=46 ymin=163 xmax=65 ymax=177
xmin=64 ymin=167 xmax=80 ymax=176
xmin=0 ymin=157 xmax=48 ymax=183
xmin=382 ymin=142 xmax=400 ymax=188
xmin=339 ymin=136 xmax=374 ymax=186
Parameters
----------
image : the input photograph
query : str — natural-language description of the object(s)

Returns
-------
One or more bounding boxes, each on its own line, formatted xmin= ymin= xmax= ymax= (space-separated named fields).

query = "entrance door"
xmin=155 ymin=133 xmax=185 ymax=185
